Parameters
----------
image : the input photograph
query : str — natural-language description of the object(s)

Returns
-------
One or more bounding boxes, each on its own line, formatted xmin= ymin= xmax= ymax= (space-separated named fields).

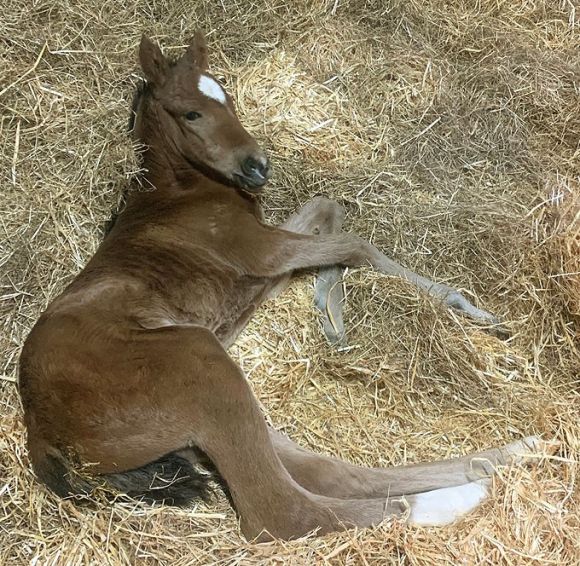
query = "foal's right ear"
xmin=184 ymin=30 xmax=209 ymax=70
xmin=139 ymin=35 xmax=169 ymax=87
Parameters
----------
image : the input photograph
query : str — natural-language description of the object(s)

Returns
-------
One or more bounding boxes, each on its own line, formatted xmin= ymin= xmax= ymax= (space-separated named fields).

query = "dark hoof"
xmin=314 ymin=266 xmax=347 ymax=349
xmin=487 ymin=322 xmax=510 ymax=340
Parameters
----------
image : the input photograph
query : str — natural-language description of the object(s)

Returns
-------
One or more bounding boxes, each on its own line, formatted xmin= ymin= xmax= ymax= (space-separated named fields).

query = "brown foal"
xmin=19 ymin=33 xmax=551 ymax=541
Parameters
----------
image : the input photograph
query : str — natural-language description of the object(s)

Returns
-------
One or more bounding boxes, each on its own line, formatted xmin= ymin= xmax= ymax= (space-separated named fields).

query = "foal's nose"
xmin=241 ymin=155 xmax=271 ymax=187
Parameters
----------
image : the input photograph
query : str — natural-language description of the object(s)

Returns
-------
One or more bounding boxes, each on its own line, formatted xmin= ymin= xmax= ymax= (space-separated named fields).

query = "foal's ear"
xmin=184 ymin=30 xmax=209 ymax=70
xmin=139 ymin=35 xmax=169 ymax=87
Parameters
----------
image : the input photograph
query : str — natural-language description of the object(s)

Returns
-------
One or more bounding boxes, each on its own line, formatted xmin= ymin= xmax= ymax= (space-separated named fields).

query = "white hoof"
xmin=404 ymin=479 xmax=490 ymax=527
xmin=502 ymin=435 xmax=559 ymax=463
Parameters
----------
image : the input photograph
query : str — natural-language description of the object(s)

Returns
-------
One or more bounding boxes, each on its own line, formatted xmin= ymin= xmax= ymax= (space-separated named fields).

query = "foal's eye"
xmin=184 ymin=111 xmax=202 ymax=121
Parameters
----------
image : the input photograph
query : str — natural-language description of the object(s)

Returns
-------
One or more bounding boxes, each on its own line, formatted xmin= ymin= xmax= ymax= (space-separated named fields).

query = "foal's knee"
xmin=309 ymin=196 xmax=343 ymax=215
xmin=308 ymin=197 xmax=344 ymax=233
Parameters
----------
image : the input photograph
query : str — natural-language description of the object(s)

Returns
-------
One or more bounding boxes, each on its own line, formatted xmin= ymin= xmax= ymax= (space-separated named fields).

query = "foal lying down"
xmin=19 ymin=33 xmax=554 ymax=541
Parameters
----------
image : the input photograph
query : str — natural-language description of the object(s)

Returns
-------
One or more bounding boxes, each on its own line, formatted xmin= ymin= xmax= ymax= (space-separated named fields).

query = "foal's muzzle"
xmin=236 ymin=155 xmax=271 ymax=190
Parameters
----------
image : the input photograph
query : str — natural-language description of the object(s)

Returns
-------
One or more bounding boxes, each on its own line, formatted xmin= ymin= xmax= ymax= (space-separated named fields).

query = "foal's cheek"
xmin=213 ymin=150 xmax=239 ymax=176
xmin=202 ymin=133 xmax=231 ymax=165
xmin=181 ymin=127 xmax=210 ymax=161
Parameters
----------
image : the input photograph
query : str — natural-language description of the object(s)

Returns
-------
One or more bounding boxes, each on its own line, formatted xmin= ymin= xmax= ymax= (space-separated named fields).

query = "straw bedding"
xmin=1 ymin=0 xmax=578 ymax=563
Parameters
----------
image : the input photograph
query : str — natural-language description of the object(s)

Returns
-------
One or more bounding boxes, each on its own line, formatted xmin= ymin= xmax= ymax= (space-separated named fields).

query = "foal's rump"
xmin=20 ymin=318 xmax=225 ymax=506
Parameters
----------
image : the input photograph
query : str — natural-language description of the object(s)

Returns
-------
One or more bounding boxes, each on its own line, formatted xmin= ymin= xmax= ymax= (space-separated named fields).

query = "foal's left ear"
xmin=184 ymin=30 xmax=209 ymax=70
xmin=139 ymin=35 xmax=170 ymax=87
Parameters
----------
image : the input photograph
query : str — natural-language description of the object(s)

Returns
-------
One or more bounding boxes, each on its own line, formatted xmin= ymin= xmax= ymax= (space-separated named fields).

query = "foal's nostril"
xmin=241 ymin=156 xmax=269 ymax=183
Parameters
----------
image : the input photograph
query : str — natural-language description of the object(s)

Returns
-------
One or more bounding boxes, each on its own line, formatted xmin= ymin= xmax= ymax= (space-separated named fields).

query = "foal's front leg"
xmin=249 ymin=230 xmax=500 ymax=328
xmin=281 ymin=197 xmax=347 ymax=345
xmin=219 ymin=197 xmax=347 ymax=349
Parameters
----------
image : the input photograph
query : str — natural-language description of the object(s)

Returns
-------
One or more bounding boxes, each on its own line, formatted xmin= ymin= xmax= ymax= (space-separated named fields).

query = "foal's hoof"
xmin=502 ymin=435 xmax=560 ymax=463
xmin=443 ymin=290 xmax=508 ymax=338
xmin=404 ymin=479 xmax=491 ymax=527
xmin=404 ymin=435 xmax=559 ymax=527
xmin=488 ymin=323 xmax=510 ymax=340
xmin=314 ymin=266 xmax=347 ymax=348
xmin=321 ymin=321 xmax=347 ymax=347
xmin=468 ymin=435 xmax=560 ymax=479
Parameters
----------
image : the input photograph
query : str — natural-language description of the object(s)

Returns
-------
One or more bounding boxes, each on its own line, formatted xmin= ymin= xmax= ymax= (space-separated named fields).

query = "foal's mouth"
xmin=233 ymin=172 xmax=270 ymax=193
xmin=234 ymin=155 xmax=271 ymax=192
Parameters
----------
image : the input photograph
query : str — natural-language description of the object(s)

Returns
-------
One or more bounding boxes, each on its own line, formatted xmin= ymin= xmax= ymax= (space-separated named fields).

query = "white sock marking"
xmin=408 ymin=480 xmax=490 ymax=526
xmin=198 ymin=75 xmax=226 ymax=104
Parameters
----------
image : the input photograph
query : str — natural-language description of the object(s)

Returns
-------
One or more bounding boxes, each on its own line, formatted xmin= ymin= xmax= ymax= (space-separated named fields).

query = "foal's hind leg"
xmin=119 ymin=326 xmax=411 ymax=540
xmin=268 ymin=430 xmax=556 ymax=526
xmin=269 ymin=429 xmax=553 ymax=498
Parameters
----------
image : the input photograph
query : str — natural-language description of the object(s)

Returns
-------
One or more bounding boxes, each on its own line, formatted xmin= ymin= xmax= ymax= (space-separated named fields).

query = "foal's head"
xmin=136 ymin=32 xmax=270 ymax=192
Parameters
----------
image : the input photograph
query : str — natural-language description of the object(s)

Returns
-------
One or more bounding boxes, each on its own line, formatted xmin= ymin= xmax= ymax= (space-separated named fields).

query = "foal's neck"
xmin=138 ymin=133 xmax=198 ymax=192
xmin=139 ymin=130 xmax=248 ymax=204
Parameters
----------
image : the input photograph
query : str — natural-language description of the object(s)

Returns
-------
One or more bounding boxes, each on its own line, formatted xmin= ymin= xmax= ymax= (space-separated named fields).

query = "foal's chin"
xmin=232 ymin=175 xmax=268 ymax=194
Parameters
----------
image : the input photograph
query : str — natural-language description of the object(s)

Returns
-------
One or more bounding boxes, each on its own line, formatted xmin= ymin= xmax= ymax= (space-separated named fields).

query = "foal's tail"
xmin=29 ymin=442 xmax=214 ymax=507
